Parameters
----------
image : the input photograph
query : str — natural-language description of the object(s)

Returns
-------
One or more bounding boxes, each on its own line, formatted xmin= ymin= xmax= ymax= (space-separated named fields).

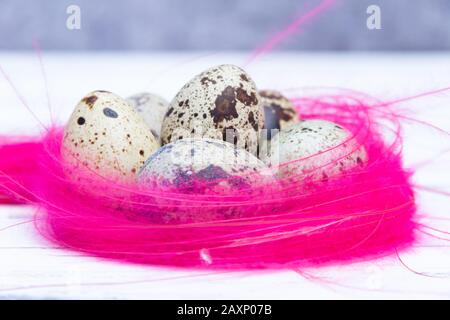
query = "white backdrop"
xmin=0 ymin=52 xmax=449 ymax=299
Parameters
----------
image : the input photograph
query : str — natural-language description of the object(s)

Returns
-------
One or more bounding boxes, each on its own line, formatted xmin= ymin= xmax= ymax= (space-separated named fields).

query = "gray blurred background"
xmin=0 ymin=0 xmax=449 ymax=51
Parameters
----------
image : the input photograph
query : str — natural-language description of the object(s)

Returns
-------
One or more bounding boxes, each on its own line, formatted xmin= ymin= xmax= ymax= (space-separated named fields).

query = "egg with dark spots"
xmin=137 ymin=138 xmax=275 ymax=223
xmin=267 ymin=120 xmax=367 ymax=182
xmin=260 ymin=90 xmax=300 ymax=139
xmin=62 ymin=90 xmax=160 ymax=184
xmin=127 ymin=92 xmax=169 ymax=140
xmin=258 ymin=89 xmax=300 ymax=160
xmin=160 ymin=64 xmax=264 ymax=154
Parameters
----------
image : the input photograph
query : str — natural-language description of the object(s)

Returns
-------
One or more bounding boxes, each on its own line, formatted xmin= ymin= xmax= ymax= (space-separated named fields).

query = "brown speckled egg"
xmin=138 ymin=138 xmax=272 ymax=189
xmin=137 ymin=138 xmax=275 ymax=223
xmin=160 ymin=64 xmax=264 ymax=154
xmin=127 ymin=92 xmax=169 ymax=140
xmin=260 ymin=89 xmax=300 ymax=139
xmin=258 ymin=90 xmax=300 ymax=161
xmin=61 ymin=90 xmax=160 ymax=184
xmin=267 ymin=119 xmax=367 ymax=182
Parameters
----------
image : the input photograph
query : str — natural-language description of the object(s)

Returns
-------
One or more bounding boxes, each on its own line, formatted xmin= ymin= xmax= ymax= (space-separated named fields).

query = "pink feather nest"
xmin=0 ymin=92 xmax=416 ymax=269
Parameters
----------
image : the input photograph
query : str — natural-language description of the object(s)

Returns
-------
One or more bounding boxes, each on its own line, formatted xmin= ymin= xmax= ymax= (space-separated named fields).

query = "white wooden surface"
xmin=0 ymin=52 xmax=449 ymax=299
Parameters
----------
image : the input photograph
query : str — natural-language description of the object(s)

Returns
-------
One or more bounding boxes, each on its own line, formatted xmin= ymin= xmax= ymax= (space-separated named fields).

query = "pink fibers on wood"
xmin=0 ymin=93 xmax=416 ymax=269
xmin=0 ymin=138 xmax=44 ymax=204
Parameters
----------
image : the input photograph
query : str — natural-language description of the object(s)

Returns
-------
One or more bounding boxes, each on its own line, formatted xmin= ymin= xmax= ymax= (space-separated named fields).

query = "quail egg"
xmin=160 ymin=64 xmax=264 ymax=155
xmin=267 ymin=119 xmax=367 ymax=182
xmin=127 ymin=92 xmax=169 ymax=140
xmin=137 ymin=138 xmax=275 ymax=222
xmin=62 ymin=90 xmax=160 ymax=184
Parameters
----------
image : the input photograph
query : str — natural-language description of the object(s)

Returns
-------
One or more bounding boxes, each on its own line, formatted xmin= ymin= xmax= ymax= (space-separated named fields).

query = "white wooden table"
xmin=0 ymin=52 xmax=449 ymax=299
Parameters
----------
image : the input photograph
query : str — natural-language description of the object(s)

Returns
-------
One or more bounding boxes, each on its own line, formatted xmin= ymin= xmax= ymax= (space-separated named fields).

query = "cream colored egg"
xmin=138 ymin=138 xmax=272 ymax=189
xmin=160 ymin=64 xmax=264 ymax=155
xmin=62 ymin=90 xmax=160 ymax=184
xmin=137 ymin=138 xmax=275 ymax=223
xmin=260 ymin=89 xmax=300 ymax=138
xmin=267 ymin=119 xmax=367 ymax=182
xmin=258 ymin=90 xmax=300 ymax=160
xmin=127 ymin=92 xmax=169 ymax=140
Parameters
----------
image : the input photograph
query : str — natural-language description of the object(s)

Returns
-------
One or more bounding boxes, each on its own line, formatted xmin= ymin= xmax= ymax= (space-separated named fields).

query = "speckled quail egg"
xmin=62 ymin=90 xmax=160 ymax=184
xmin=260 ymin=89 xmax=300 ymax=139
xmin=137 ymin=138 xmax=275 ymax=223
xmin=139 ymin=138 xmax=273 ymax=190
xmin=160 ymin=64 xmax=264 ymax=155
xmin=267 ymin=119 xmax=367 ymax=182
xmin=258 ymin=89 xmax=300 ymax=160
xmin=126 ymin=92 xmax=169 ymax=140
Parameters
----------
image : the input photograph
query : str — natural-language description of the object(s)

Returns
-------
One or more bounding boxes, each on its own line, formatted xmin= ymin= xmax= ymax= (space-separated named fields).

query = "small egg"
xmin=137 ymin=138 xmax=274 ymax=222
xmin=260 ymin=89 xmax=300 ymax=139
xmin=62 ymin=90 xmax=160 ymax=184
xmin=258 ymin=90 xmax=300 ymax=161
xmin=160 ymin=64 xmax=264 ymax=154
xmin=126 ymin=92 xmax=169 ymax=140
xmin=267 ymin=119 xmax=367 ymax=182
